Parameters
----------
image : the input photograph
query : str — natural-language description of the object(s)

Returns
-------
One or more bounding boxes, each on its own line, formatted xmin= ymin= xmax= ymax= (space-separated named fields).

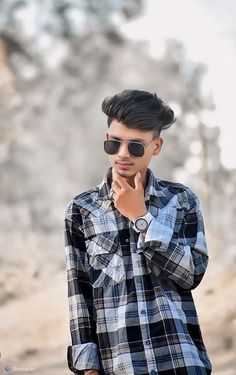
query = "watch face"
xmin=136 ymin=218 xmax=148 ymax=231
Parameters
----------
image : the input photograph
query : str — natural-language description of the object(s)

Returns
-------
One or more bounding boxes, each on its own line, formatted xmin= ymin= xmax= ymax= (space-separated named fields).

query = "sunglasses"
xmin=104 ymin=136 xmax=159 ymax=158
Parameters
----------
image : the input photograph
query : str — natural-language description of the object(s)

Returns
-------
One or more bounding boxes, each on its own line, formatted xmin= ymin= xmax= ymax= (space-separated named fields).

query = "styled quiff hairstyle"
xmin=102 ymin=89 xmax=175 ymax=136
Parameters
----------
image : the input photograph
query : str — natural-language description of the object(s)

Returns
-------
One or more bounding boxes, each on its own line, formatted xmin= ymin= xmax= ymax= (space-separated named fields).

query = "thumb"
xmin=134 ymin=172 xmax=143 ymax=192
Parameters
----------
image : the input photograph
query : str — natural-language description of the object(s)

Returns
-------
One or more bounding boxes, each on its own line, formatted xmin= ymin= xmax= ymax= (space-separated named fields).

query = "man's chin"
xmin=114 ymin=167 xmax=136 ymax=179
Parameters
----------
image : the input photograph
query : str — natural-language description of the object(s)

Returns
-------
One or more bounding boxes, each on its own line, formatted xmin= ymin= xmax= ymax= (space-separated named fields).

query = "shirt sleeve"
xmin=136 ymin=192 xmax=209 ymax=290
xmin=64 ymin=201 xmax=100 ymax=374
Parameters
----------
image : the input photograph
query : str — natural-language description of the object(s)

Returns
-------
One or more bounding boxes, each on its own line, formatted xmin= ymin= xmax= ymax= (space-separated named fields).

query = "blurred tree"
xmin=0 ymin=0 xmax=234 ymax=276
xmin=0 ymin=0 xmax=144 ymax=39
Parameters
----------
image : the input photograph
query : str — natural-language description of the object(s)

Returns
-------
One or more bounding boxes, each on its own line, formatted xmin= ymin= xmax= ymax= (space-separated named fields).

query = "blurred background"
xmin=0 ymin=0 xmax=236 ymax=374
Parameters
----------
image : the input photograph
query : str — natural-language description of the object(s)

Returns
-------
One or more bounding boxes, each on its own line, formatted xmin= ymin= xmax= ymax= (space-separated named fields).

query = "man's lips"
xmin=116 ymin=162 xmax=133 ymax=170
xmin=116 ymin=161 xmax=133 ymax=165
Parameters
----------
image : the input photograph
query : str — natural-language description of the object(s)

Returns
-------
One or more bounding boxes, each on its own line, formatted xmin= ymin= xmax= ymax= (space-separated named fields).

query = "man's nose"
xmin=118 ymin=142 xmax=130 ymax=157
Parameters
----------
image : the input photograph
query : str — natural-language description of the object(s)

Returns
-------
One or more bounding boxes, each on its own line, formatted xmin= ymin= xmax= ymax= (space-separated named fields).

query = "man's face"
xmin=106 ymin=119 xmax=163 ymax=178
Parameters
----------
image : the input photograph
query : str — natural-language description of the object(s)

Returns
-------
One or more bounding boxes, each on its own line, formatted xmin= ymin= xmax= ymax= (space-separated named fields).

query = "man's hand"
xmin=111 ymin=169 xmax=147 ymax=222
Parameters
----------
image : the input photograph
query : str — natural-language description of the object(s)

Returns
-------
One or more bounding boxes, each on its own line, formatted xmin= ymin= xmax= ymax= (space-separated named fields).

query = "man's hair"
xmin=102 ymin=89 xmax=175 ymax=136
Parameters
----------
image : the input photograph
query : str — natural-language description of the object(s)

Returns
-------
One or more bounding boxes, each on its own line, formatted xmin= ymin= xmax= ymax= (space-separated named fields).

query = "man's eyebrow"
xmin=108 ymin=135 xmax=145 ymax=143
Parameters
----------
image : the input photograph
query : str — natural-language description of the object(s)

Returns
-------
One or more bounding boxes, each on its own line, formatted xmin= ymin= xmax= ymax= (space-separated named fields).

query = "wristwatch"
xmin=132 ymin=212 xmax=153 ymax=233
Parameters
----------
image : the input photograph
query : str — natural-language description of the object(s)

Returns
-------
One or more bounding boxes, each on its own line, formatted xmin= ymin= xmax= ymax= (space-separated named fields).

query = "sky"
xmin=120 ymin=0 xmax=236 ymax=169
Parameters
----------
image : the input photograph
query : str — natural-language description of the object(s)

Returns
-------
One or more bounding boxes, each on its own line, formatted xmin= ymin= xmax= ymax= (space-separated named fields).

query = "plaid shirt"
xmin=64 ymin=167 xmax=212 ymax=375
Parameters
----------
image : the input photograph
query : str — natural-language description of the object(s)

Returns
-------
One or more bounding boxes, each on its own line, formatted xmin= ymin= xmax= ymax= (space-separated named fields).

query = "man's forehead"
xmin=107 ymin=119 xmax=153 ymax=141
xmin=107 ymin=127 xmax=153 ymax=142
xmin=107 ymin=133 xmax=147 ymax=142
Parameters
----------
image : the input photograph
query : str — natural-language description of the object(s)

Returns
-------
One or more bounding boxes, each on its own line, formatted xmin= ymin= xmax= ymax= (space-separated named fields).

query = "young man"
xmin=64 ymin=90 xmax=212 ymax=375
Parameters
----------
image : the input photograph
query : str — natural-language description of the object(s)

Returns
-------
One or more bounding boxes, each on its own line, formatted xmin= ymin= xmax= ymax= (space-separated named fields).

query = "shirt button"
xmin=150 ymin=370 xmax=157 ymax=375
xmin=145 ymin=339 xmax=150 ymax=345
xmin=141 ymin=310 xmax=146 ymax=315
xmin=125 ymin=238 xmax=129 ymax=243
xmin=136 ymin=277 xmax=142 ymax=283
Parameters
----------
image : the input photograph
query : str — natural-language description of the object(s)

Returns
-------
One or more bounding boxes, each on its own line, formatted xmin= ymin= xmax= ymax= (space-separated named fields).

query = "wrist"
xmin=130 ymin=209 xmax=148 ymax=223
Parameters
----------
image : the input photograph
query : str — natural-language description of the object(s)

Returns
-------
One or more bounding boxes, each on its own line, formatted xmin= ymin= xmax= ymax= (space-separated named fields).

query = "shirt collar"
xmin=95 ymin=166 xmax=165 ymax=203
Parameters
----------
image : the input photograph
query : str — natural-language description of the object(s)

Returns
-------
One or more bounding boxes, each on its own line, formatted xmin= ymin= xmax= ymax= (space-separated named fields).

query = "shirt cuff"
xmin=137 ymin=204 xmax=177 ymax=252
xmin=67 ymin=343 xmax=100 ymax=373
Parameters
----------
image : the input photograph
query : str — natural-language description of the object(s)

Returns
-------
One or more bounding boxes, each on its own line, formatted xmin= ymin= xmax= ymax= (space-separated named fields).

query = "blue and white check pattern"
xmin=64 ymin=167 xmax=212 ymax=375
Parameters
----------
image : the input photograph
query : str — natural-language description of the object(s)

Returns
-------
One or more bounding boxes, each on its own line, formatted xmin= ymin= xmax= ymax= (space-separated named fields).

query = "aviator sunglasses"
xmin=104 ymin=136 xmax=159 ymax=158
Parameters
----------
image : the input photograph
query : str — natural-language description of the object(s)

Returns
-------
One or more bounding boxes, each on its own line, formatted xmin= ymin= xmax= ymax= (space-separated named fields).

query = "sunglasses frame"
xmin=104 ymin=136 xmax=159 ymax=158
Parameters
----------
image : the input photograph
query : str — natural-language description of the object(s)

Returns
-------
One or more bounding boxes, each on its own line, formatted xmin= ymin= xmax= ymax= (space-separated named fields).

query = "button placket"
xmin=130 ymin=230 xmax=157 ymax=374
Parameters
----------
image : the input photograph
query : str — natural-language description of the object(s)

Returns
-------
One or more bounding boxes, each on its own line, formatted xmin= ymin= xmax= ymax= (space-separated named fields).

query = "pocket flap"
xmin=87 ymin=233 xmax=119 ymax=256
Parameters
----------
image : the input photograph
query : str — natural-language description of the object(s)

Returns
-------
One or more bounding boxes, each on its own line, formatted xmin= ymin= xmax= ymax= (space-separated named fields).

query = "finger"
xmin=134 ymin=171 xmax=144 ymax=192
xmin=114 ymin=170 xmax=131 ymax=189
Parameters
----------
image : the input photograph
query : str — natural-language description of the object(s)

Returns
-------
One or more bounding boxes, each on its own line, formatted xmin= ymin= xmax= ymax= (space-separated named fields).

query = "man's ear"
xmin=153 ymin=137 xmax=163 ymax=155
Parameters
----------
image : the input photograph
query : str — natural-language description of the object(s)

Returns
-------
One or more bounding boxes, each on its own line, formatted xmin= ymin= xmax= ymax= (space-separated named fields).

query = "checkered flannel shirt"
xmin=64 ymin=167 xmax=212 ymax=375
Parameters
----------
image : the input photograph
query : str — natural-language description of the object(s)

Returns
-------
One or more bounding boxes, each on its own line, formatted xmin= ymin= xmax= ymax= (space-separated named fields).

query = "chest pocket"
xmin=86 ymin=233 xmax=125 ymax=287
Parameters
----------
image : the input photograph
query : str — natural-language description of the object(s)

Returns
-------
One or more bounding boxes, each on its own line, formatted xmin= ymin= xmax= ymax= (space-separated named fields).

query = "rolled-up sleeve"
xmin=137 ymin=192 xmax=208 ymax=290
xmin=64 ymin=201 xmax=100 ymax=374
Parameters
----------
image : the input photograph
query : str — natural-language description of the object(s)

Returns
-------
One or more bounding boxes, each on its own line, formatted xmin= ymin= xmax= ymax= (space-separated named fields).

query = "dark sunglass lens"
xmin=128 ymin=142 xmax=144 ymax=157
xmin=104 ymin=140 xmax=120 ymax=155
